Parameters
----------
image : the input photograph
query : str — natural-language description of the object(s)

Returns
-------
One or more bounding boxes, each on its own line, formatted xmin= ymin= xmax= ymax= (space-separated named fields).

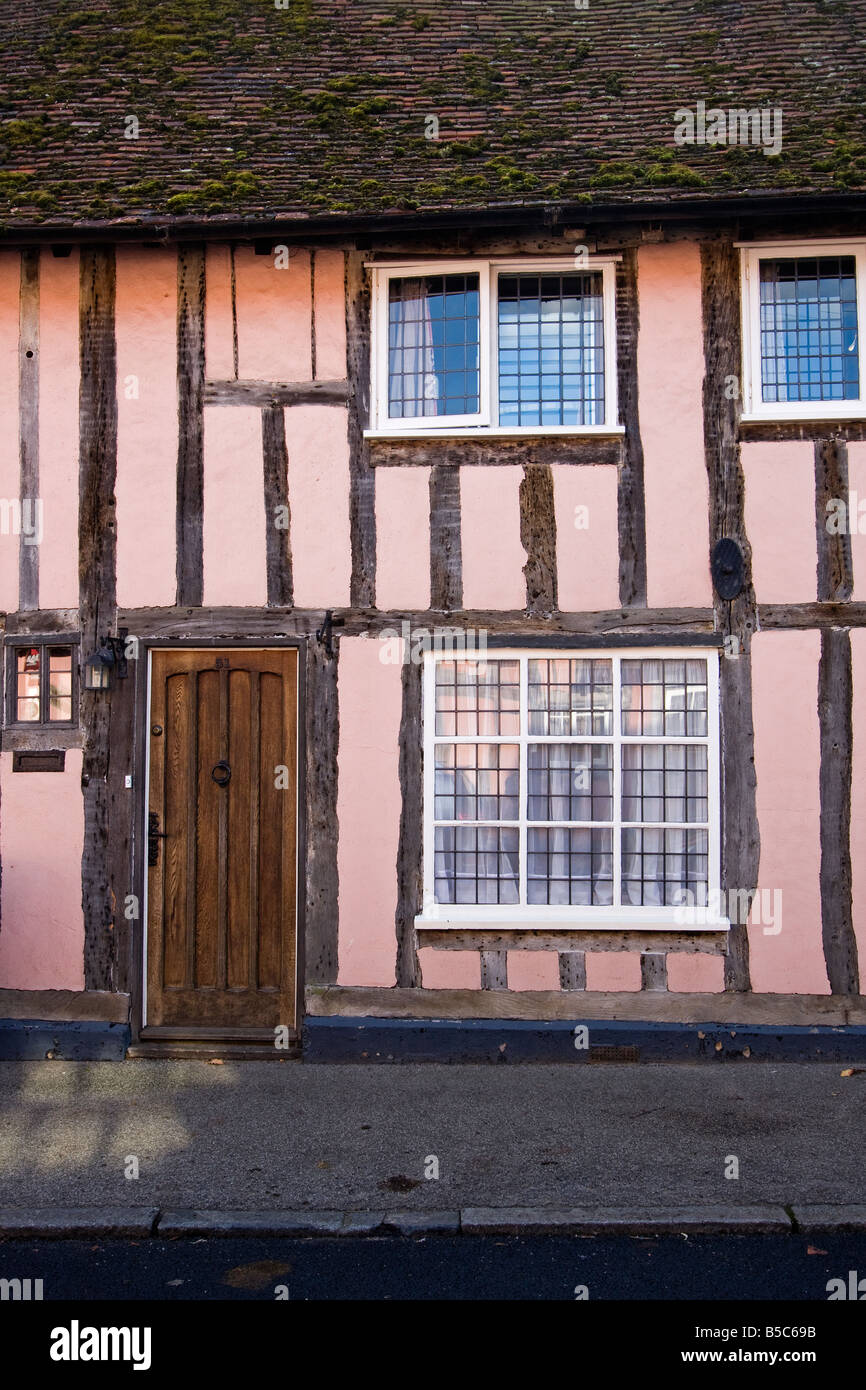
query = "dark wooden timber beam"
xmin=79 ymin=246 xmax=119 ymax=991
xmin=345 ymin=252 xmax=376 ymax=607
xmin=370 ymin=435 xmax=622 ymax=467
xmin=18 ymin=248 xmax=39 ymax=612
xmin=395 ymin=657 xmax=422 ymax=987
xmin=261 ymin=405 xmax=293 ymax=607
xmin=520 ymin=464 xmax=557 ymax=618
xmin=818 ymin=627 xmax=858 ymax=994
xmin=615 ymin=248 xmax=647 ymax=607
xmin=429 ymin=465 xmax=463 ymax=612
xmin=205 ymin=379 xmax=347 ymax=407
xmin=701 ymin=240 xmax=759 ymax=994
xmin=176 ymin=244 xmax=205 ymax=607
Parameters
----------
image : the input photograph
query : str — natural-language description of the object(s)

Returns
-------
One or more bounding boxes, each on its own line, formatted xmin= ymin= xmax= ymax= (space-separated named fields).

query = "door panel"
xmin=146 ymin=648 xmax=298 ymax=1032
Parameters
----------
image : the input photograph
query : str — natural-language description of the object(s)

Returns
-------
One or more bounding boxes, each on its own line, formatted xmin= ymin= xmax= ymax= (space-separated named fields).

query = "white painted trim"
xmin=419 ymin=646 xmax=726 ymax=932
xmin=739 ymin=240 xmax=866 ymax=420
xmin=370 ymin=257 xmax=620 ymax=434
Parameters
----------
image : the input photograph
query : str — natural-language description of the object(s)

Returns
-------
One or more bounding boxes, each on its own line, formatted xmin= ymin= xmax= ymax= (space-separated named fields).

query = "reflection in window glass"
xmin=388 ymin=274 xmax=480 ymax=418
xmin=498 ymin=273 xmax=605 ymax=427
xmin=759 ymin=257 xmax=859 ymax=403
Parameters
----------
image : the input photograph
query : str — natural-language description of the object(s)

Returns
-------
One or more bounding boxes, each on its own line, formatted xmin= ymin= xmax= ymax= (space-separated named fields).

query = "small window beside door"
xmin=5 ymin=638 xmax=79 ymax=727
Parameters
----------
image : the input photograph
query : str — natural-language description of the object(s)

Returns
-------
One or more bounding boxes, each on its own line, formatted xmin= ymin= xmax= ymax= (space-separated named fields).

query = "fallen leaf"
xmin=223 ymin=1260 xmax=290 ymax=1291
xmin=807 ymin=1245 xmax=828 ymax=1256
xmin=209 ymin=1058 xmax=224 ymax=1066
xmin=841 ymin=1068 xmax=855 ymax=1077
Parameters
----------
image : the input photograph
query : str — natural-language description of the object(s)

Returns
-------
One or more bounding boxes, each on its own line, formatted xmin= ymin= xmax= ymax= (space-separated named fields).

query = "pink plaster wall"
xmin=418 ymin=948 xmax=480 ymax=989
xmin=116 ymin=247 xmax=177 ymax=608
xmin=849 ymin=443 xmax=866 ymax=603
xmin=37 ymin=250 xmax=79 ymax=609
xmin=552 ymin=464 xmax=619 ymax=611
xmin=666 ymin=953 xmax=725 ymax=992
xmin=742 ymin=442 xmax=816 ymax=604
xmin=336 ymin=637 xmax=402 ymax=985
xmin=376 ymin=466 xmax=431 ymax=611
xmin=507 ymin=951 xmax=561 ymax=990
xmin=286 ymin=405 xmax=352 ymax=608
xmin=235 ymin=246 xmax=312 ymax=381
xmin=313 ymin=249 xmax=346 ymax=381
xmin=851 ymin=629 xmax=866 ymax=974
xmin=0 ymin=750 xmax=85 ymax=989
xmin=638 ymin=242 xmax=711 ymax=609
xmin=585 ymin=952 xmax=642 ymax=991
xmin=205 ymin=243 xmax=236 ymax=380
xmin=460 ymin=465 xmax=525 ymax=610
xmin=750 ymin=630 xmax=827 ymax=993
xmin=0 ymin=252 xmax=19 ymax=611
xmin=202 ymin=405 xmax=267 ymax=606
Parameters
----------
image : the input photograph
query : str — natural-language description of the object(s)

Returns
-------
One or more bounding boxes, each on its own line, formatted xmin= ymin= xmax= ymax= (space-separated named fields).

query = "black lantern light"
xmin=83 ymin=631 xmax=129 ymax=692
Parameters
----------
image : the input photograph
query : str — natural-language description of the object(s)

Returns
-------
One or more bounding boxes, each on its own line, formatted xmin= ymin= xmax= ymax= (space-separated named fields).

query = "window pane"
xmin=528 ymin=827 xmax=612 ymax=905
xmin=434 ymin=825 xmax=519 ymax=904
xmin=528 ymin=657 xmax=612 ymax=735
xmin=621 ymin=744 xmax=707 ymax=823
xmin=434 ymin=743 xmax=519 ymax=822
xmin=16 ymin=648 xmax=41 ymax=721
xmin=389 ymin=274 xmax=480 ymax=419
xmin=621 ymin=827 xmax=708 ymax=906
xmin=435 ymin=658 xmax=519 ymax=735
xmin=759 ymin=256 xmax=859 ymax=404
xmin=48 ymin=647 xmax=73 ymax=721
xmin=528 ymin=743 xmax=613 ymax=821
xmin=498 ymin=272 xmax=605 ymax=426
xmin=621 ymin=658 xmax=707 ymax=737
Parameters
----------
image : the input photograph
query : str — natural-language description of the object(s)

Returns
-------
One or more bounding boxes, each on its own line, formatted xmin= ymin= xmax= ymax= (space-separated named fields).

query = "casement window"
xmin=418 ymin=648 xmax=724 ymax=929
xmin=740 ymin=239 xmax=866 ymax=420
xmin=368 ymin=258 xmax=621 ymax=436
xmin=4 ymin=637 xmax=78 ymax=727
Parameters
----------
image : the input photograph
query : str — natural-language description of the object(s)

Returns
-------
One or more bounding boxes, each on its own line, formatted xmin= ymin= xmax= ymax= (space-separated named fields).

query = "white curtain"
xmin=390 ymin=279 xmax=440 ymax=418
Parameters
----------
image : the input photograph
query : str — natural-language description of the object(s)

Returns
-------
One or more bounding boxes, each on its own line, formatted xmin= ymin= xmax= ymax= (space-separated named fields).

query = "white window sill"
xmin=740 ymin=407 xmax=866 ymax=424
xmin=415 ymin=913 xmax=730 ymax=933
xmin=366 ymin=425 xmax=625 ymax=441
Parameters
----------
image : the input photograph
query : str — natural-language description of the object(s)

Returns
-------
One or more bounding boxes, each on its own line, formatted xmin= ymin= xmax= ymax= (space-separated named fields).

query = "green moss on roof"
xmin=0 ymin=0 xmax=863 ymax=226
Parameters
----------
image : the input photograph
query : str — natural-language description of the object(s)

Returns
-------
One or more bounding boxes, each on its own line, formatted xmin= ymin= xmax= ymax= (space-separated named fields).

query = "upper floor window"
xmin=369 ymin=258 xmax=620 ymax=436
xmin=740 ymin=240 xmax=866 ymax=420
xmin=4 ymin=637 xmax=78 ymax=727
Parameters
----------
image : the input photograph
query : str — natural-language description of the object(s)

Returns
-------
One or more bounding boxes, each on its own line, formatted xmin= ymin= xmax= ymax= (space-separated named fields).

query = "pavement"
xmin=0 ymin=1059 xmax=864 ymax=1236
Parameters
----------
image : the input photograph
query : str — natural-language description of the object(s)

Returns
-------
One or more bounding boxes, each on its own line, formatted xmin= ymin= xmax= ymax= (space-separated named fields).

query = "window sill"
xmin=740 ymin=409 xmax=866 ymax=425
xmin=365 ymin=425 xmax=625 ymax=441
xmin=415 ymin=913 xmax=730 ymax=932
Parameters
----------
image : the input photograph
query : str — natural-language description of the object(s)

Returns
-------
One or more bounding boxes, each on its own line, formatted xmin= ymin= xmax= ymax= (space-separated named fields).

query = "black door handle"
xmin=148 ymin=811 xmax=168 ymax=867
xmin=211 ymin=760 xmax=231 ymax=787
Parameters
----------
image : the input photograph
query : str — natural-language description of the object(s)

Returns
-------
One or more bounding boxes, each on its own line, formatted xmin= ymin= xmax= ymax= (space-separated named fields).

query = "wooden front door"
xmin=146 ymin=648 xmax=298 ymax=1033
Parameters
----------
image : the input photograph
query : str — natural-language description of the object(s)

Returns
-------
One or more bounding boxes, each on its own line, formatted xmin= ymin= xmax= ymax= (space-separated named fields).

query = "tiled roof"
xmin=1 ymin=0 xmax=864 ymax=229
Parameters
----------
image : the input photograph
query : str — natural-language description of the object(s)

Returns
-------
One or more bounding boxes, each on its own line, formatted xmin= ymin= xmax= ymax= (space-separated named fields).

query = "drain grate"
xmin=587 ymin=1044 xmax=640 ymax=1063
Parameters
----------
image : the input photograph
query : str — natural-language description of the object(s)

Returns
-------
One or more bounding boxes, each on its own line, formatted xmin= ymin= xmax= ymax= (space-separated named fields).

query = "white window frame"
xmin=739 ymin=238 xmax=866 ymax=422
xmin=367 ymin=257 xmax=621 ymax=437
xmin=416 ymin=646 xmax=726 ymax=932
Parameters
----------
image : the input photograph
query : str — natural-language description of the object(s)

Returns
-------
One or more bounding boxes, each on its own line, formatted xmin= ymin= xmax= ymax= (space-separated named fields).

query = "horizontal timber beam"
xmin=417 ymin=930 xmax=727 ymax=954
xmin=305 ymin=986 xmax=866 ymax=1025
xmin=205 ymin=379 xmax=348 ymax=407
xmin=370 ymin=435 xmax=622 ymax=467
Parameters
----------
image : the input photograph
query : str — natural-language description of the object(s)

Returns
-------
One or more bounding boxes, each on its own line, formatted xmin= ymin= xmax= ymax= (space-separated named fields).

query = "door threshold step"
xmin=127 ymin=1042 xmax=301 ymax=1060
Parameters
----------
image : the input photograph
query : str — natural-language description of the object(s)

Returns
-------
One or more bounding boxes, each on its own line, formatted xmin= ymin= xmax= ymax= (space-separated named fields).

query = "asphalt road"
xmin=2 ymin=1232 xmax=865 ymax=1300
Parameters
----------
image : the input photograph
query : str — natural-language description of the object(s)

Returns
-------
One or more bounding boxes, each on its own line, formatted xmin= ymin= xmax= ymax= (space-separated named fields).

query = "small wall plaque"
xmin=12 ymin=750 xmax=65 ymax=772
